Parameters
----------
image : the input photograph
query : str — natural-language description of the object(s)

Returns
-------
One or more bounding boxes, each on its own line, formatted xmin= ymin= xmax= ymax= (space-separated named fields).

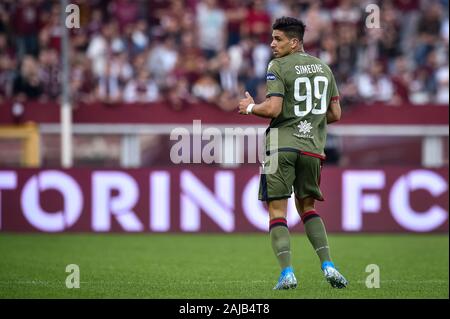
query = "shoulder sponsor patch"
xmin=266 ymin=73 xmax=276 ymax=81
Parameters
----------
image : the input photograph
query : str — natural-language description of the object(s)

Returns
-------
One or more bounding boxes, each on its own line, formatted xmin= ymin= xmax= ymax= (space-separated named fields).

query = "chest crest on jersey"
xmin=294 ymin=120 xmax=314 ymax=139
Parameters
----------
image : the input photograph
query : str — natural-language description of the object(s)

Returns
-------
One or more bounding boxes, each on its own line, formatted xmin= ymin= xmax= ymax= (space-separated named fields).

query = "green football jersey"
xmin=265 ymin=52 xmax=339 ymax=158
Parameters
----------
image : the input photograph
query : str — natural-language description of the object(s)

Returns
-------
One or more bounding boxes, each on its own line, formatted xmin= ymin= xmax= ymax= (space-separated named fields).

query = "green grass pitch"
xmin=0 ymin=233 xmax=448 ymax=299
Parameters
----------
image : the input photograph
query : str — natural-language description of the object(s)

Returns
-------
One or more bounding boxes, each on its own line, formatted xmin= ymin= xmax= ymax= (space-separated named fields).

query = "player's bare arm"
xmin=326 ymin=99 xmax=341 ymax=124
xmin=238 ymin=91 xmax=283 ymax=118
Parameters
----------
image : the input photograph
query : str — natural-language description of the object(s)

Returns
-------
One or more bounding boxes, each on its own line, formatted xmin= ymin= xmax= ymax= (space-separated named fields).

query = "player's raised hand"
xmin=238 ymin=91 xmax=255 ymax=115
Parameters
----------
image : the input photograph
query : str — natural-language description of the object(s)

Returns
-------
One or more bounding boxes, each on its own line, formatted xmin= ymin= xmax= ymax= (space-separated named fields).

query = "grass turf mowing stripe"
xmin=0 ymin=233 xmax=448 ymax=299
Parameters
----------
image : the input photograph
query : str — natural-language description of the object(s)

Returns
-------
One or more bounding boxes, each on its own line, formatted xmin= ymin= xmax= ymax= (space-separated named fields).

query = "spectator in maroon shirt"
xmin=242 ymin=0 xmax=271 ymax=44
xmin=35 ymin=3 xmax=63 ymax=55
xmin=12 ymin=0 xmax=41 ymax=58
xmin=394 ymin=0 xmax=420 ymax=11
xmin=224 ymin=0 xmax=247 ymax=46
xmin=86 ymin=8 xmax=104 ymax=37
xmin=390 ymin=56 xmax=412 ymax=105
xmin=110 ymin=0 xmax=140 ymax=32
xmin=71 ymin=54 xmax=96 ymax=104
xmin=175 ymin=31 xmax=206 ymax=85
xmin=302 ymin=2 xmax=332 ymax=53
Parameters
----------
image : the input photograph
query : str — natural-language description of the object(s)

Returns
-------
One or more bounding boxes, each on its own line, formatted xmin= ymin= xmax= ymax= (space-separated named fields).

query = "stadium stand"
xmin=0 ymin=0 xmax=448 ymax=108
xmin=0 ymin=0 xmax=448 ymax=168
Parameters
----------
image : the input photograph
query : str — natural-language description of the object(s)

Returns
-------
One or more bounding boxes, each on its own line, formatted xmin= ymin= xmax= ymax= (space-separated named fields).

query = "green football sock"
xmin=269 ymin=218 xmax=291 ymax=270
xmin=302 ymin=211 xmax=332 ymax=264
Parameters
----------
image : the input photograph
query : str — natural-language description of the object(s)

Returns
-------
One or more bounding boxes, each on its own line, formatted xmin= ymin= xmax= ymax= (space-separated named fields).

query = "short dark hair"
xmin=272 ymin=17 xmax=306 ymax=42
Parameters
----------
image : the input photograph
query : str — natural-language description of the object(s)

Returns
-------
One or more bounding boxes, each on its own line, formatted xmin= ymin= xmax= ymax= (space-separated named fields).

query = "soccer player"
xmin=238 ymin=17 xmax=348 ymax=289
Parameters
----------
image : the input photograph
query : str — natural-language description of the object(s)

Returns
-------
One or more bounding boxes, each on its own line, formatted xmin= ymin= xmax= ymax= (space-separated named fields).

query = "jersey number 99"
xmin=294 ymin=76 xmax=329 ymax=117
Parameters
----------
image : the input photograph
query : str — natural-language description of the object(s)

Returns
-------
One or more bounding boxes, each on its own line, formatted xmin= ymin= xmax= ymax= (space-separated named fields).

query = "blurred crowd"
xmin=0 ymin=0 xmax=448 ymax=111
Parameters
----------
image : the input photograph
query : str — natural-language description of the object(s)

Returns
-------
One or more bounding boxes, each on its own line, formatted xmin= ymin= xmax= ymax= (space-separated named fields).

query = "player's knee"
xmin=295 ymin=196 xmax=315 ymax=216
xmin=268 ymin=199 xmax=288 ymax=219
xmin=296 ymin=206 xmax=313 ymax=218
xmin=300 ymin=206 xmax=315 ymax=217
xmin=269 ymin=210 xmax=287 ymax=220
